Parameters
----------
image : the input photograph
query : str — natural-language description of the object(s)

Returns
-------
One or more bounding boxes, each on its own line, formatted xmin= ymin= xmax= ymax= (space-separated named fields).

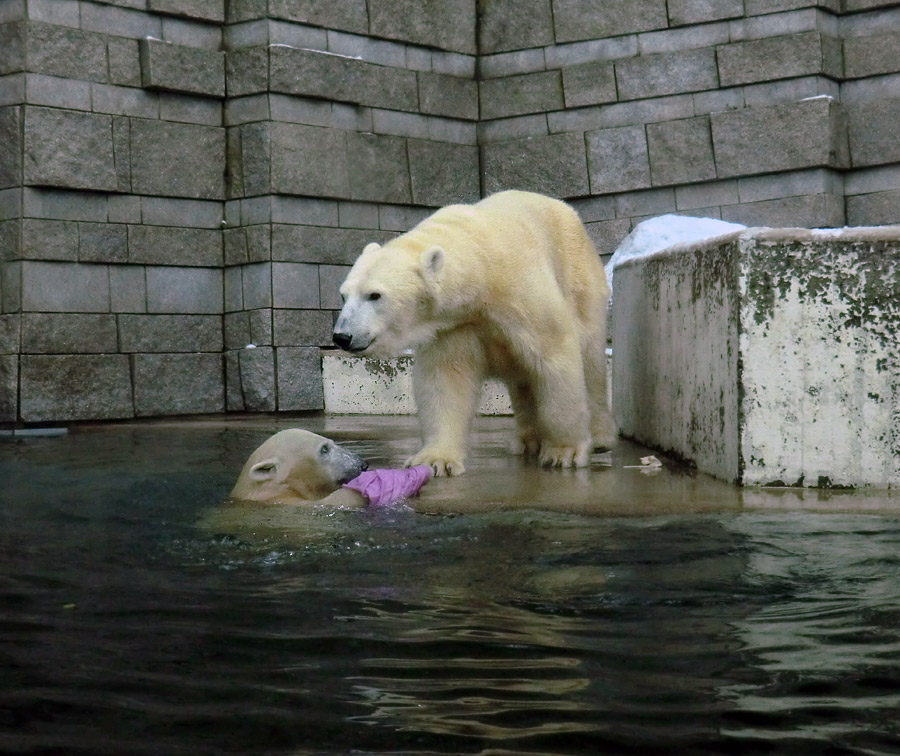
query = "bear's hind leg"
xmin=506 ymin=380 xmax=541 ymax=457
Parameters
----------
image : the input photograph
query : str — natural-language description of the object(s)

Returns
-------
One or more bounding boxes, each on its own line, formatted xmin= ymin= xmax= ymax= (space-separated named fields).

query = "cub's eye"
xmin=367 ymin=292 xmax=382 ymax=302
xmin=319 ymin=443 xmax=330 ymax=456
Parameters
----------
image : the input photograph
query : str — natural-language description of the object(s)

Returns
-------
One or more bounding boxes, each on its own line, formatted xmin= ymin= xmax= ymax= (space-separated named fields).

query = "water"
xmin=1 ymin=419 xmax=900 ymax=755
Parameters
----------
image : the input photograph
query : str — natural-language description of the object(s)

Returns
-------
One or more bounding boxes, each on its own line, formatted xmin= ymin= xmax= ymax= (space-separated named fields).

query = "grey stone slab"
xmin=480 ymin=71 xmax=563 ymax=120
xmin=148 ymin=0 xmax=225 ymax=22
xmin=372 ymin=109 xmax=430 ymax=140
xmin=478 ymin=48 xmax=546 ymax=80
xmin=615 ymin=48 xmax=718 ymax=101
xmin=720 ymin=193 xmax=835 ymax=227
xmin=268 ymin=123 xmax=350 ymax=199
xmin=638 ymin=22 xmax=731 ymax=56
xmin=327 ymin=30 xmax=407 ymax=68
xmin=159 ymin=92 xmax=223 ymax=126
xmin=271 ymin=261 xmax=319 ymax=309
xmin=266 ymin=0 xmax=367 ymax=33
xmin=225 ymin=47 xmax=268 ymax=98
xmin=271 ymin=224 xmax=389 ymax=265
xmin=26 ymin=73 xmax=91 ymax=110
xmin=146 ymin=266 xmax=223 ymax=314
xmin=224 ymin=311 xmax=250 ymax=350
xmin=613 ymin=186 xmax=675 ymax=218
xmin=0 ymin=220 xmax=18 ymax=263
xmin=89 ymin=83 xmax=158 ymax=118
xmin=0 ymin=354 xmax=15 ymax=421
xmin=20 ymin=354 xmax=134 ymax=421
xmin=584 ymin=218 xmax=633 ymax=258
xmin=139 ymin=38 xmax=225 ymax=98
xmin=132 ymin=352 xmax=224 ymax=417
xmin=562 ymin=62 xmax=616 ymax=109
xmin=248 ymin=306 xmax=272 ymax=344
xmin=717 ymin=32 xmax=837 ymax=88
xmin=273 ymin=308 xmax=333 ymax=346
xmin=339 ymin=202 xmax=379 ymax=230
xmin=711 ymin=99 xmax=849 ymax=178
xmin=141 ymin=197 xmax=223 ymax=229
xmin=26 ymin=21 xmax=107 ymax=83
xmin=21 ymin=261 xmax=110 ymax=313
xmin=0 ymin=22 xmax=25 ymax=76
xmin=553 ymin=0 xmax=667 ymax=44
xmin=227 ymin=0 xmax=267 ymax=23
xmin=22 ymin=187 xmax=110 ymax=222
xmin=107 ymin=37 xmax=142 ymax=87
xmin=431 ymin=50 xmax=476 ymax=78
xmin=224 ymin=265 xmax=242 ymax=311
xmin=224 ymin=227 xmax=249 ymax=266
xmin=847 ymin=98 xmax=900 ymax=168
xmin=744 ymin=0 xmax=839 ymax=13
xmin=675 ymin=179 xmax=740 ymax=211
xmin=27 ymin=0 xmax=80 ymax=27
xmin=242 ymin=262 xmax=271 ymax=310
xmin=245 ymin=224 xmax=270 ymax=262
xmin=21 ymin=313 xmax=117 ymax=353
xmin=417 ymin=72 xmax=478 ymax=121
xmin=408 ymin=139 xmax=479 ymax=207
xmin=647 ymin=116 xmax=716 ymax=187
xmin=1 ymin=261 xmax=21 ymax=313
xmin=112 ymin=116 xmax=131 ymax=193
xmin=109 ymin=264 xmax=146 ymax=313
xmin=224 ymin=348 xmax=243 ymax=410
xmin=129 ymin=118 xmax=225 ymax=200
xmin=368 ymin=0 xmax=476 ymax=55
xmin=843 ymin=31 xmax=900 ymax=79
xmin=427 ymin=117 xmax=477 ymax=146
xmin=276 ymin=346 xmax=323 ymax=411
xmin=108 ymin=195 xmax=142 ymax=224
xmin=267 ymin=94 xmax=331 ymax=128
xmin=0 ymin=313 xmax=19 ymax=354
xmin=78 ymin=223 xmax=128 ymax=264
xmin=737 ymin=168 xmax=838 ymax=203
xmin=378 ymin=204 xmax=431 ymax=232
xmin=0 ymin=106 xmax=20 ymax=190
xmin=317 ymin=264 xmax=348 ymax=310
xmin=667 ymin=0 xmax=744 ymax=25
xmin=346 ymin=132 xmax=411 ymax=204
xmin=482 ymin=132 xmax=589 ymax=198
xmin=479 ymin=114 xmax=549 ymax=145
xmin=80 ymin=2 xmax=162 ymax=39
xmin=21 ymin=219 xmax=78 ymax=261
xmin=847 ymin=189 xmax=900 ymax=226
xmin=238 ymin=344 xmax=275 ymax=410
xmin=23 ymin=107 xmax=117 ymax=192
xmin=119 ymin=313 xmax=222 ymax=352
xmin=128 ymin=226 xmax=222 ymax=267
xmin=586 ymin=124 xmax=651 ymax=195
xmin=479 ymin=0 xmax=554 ymax=54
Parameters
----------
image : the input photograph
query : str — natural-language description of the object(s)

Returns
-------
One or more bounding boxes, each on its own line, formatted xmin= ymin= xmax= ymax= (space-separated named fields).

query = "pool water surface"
xmin=1 ymin=416 xmax=899 ymax=755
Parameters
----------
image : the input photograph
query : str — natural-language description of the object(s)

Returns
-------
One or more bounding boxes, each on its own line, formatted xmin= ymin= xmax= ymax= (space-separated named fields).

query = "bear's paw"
xmin=539 ymin=442 xmax=590 ymax=469
xmin=406 ymin=449 xmax=466 ymax=477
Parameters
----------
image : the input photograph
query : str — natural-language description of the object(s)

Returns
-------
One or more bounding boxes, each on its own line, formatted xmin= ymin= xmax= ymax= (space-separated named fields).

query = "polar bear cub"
xmin=333 ymin=190 xmax=617 ymax=476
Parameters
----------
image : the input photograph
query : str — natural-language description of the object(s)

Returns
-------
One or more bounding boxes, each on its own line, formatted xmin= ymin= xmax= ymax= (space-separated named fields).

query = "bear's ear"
xmin=420 ymin=246 xmax=445 ymax=281
xmin=249 ymin=458 xmax=278 ymax=481
xmin=363 ymin=242 xmax=381 ymax=255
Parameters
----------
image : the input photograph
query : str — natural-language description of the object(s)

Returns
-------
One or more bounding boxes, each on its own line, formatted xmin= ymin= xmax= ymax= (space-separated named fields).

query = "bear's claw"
xmin=406 ymin=451 xmax=465 ymax=477
xmin=539 ymin=443 xmax=590 ymax=469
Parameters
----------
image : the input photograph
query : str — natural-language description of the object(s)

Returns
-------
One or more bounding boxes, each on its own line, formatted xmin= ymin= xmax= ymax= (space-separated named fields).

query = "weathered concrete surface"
xmin=612 ymin=227 xmax=900 ymax=489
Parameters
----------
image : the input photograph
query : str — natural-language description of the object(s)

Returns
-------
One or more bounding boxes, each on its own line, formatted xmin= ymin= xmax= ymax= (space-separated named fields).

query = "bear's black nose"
xmin=333 ymin=332 xmax=352 ymax=350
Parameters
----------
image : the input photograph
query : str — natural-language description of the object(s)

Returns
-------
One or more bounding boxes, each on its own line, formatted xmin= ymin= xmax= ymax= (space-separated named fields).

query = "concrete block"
xmin=108 ymin=37 xmax=142 ymax=87
xmin=112 ymin=117 xmax=132 ymax=193
xmin=119 ymin=313 xmax=222 ymax=352
xmin=268 ymin=123 xmax=350 ymax=199
xmin=717 ymin=32 xmax=839 ymax=88
xmin=133 ymin=352 xmax=224 ymax=417
xmin=129 ymin=119 xmax=225 ymax=200
xmin=80 ymin=2 xmax=162 ymax=39
xmin=562 ymin=62 xmax=616 ymax=109
xmin=737 ymin=168 xmax=840 ymax=204
xmin=847 ymin=189 xmax=900 ymax=227
xmin=271 ymin=225 xmax=385 ymax=265
xmin=847 ymin=98 xmax=900 ymax=169
xmin=339 ymin=202 xmax=379 ymax=230
xmin=431 ymin=50 xmax=476 ymax=79
xmin=79 ymin=223 xmax=128 ymax=264
xmin=141 ymin=197 xmax=222 ymax=229
xmin=647 ymin=116 xmax=716 ymax=187
xmin=266 ymin=0 xmax=367 ymax=34
xmin=843 ymin=31 xmax=900 ymax=79
xmin=23 ymin=107 xmax=117 ymax=192
xmin=26 ymin=21 xmax=107 ymax=83
xmin=368 ymin=0 xmax=476 ymax=55
xmin=224 ymin=265 xmax=242 ymax=312
xmin=744 ymin=0 xmax=839 ymax=13
xmin=417 ymin=71 xmax=478 ymax=121
xmin=327 ymin=30 xmax=407 ymax=68
xmin=248 ymin=307 xmax=272 ymax=345
xmin=372 ymin=109 xmax=430 ymax=140
xmin=146 ymin=266 xmax=222 ymax=314
xmin=238 ymin=345 xmax=275 ymax=410
xmin=246 ymin=224 xmax=271 ymax=262
xmin=482 ymin=132 xmax=589 ymax=198
xmin=346 ymin=132 xmax=411 ymax=204
xmin=612 ymin=227 xmax=900 ymax=488
xmin=273 ymin=309 xmax=333 ymax=346
xmin=21 ymin=261 xmax=110 ymax=313
xmin=276 ymin=346 xmax=323 ymax=410
xmin=711 ymin=99 xmax=849 ymax=178
xmin=128 ymin=226 xmax=222 ymax=267
xmin=271 ymin=261 xmax=319 ymax=309
xmin=139 ymin=38 xmax=225 ymax=98
xmin=161 ymin=91 xmax=222 ymax=124
xmin=1 ymin=261 xmax=20 ymax=313
xmin=0 ymin=354 xmax=15 ymax=421
xmin=676 ymin=180 xmax=740 ymax=211
xmin=742 ymin=76 xmax=839 ymax=110
xmin=21 ymin=313 xmax=116 ymax=353
xmin=721 ymin=193 xmax=843 ymax=228
xmin=553 ymin=0 xmax=667 ymax=44
xmin=26 ymin=73 xmax=91 ymax=110
xmin=224 ymin=311 xmax=250 ymax=350
xmin=242 ymin=262 xmax=271 ymax=310
xmin=20 ymin=354 xmax=133 ymax=422
xmin=109 ymin=264 xmax=147 ymax=312
xmin=586 ymin=125 xmax=651 ymax=195
xmin=584 ymin=218 xmax=632 ymax=257
xmin=0 ymin=313 xmax=19 ymax=354
xmin=21 ymin=219 xmax=78 ymax=261
xmin=479 ymin=114 xmax=549 ymax=145
xmin=408 ymin=139 xmax=479 ymax=207
xmin=378 ymin=204 xmax=431 ymax=232
xmin=0 ymin=220 xmax=18 ymax=263
xmin=0 ymin=106 xmax=20 ymax=190
xmin=667 ymin=0 xmax=743 ymax=25
xmin=613 ymin=186 xmax=675 ymax=219
xmin=89 ymin=83 xmax=158 ymax=118
xmin=479 ymin=71 xmax=563 ymax=120
xmin=478 ymin=0 xmax=553 ymax=54
xmin=224 ymin=348 xmax=243 ymax=410
xmin=148 ymin=0 xmax=225 ymax=23
xmin=317 ymin=265 xmax=348 ymax=310
xmin=0 ymin=22 xmax=25 ymax=76
xmin=615 ymin=48 xmax=718 ymax=101
xmin=225 ymin=47 xmax=268 ymax=98
xmin=478 ymin=48 xmax=546 ymax=80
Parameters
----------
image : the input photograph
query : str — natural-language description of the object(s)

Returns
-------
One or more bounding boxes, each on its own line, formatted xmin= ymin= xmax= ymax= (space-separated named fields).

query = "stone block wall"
xmin=1 ymin=0 xmax=899 ymax=424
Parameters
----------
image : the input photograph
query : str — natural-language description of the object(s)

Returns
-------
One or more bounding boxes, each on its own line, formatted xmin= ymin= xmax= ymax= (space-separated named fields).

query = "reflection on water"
xmin=1 ymin=419 xmax=899 ymax=755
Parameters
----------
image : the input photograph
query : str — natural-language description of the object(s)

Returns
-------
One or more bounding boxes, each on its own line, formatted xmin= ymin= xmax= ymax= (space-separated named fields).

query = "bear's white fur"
xmin=333 ymin=190 xmax=616 ymax=476
xmin=230 ymin=428 xmax=368 ymax=506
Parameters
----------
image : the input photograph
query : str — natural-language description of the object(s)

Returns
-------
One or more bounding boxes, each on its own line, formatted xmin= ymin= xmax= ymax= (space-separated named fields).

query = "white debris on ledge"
xmin=623 ymin=455 xmax=664 ymax=474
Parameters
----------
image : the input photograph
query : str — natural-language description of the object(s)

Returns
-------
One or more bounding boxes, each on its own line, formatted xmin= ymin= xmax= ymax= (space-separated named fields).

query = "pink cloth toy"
xmin=343 ymin=465 xmax=432 ymax=506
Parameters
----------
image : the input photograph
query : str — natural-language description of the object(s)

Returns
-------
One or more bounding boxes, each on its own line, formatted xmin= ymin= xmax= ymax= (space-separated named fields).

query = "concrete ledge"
xmin=322 ymin=351 xmax=512 ymax=415
xmin=611 ymin=226 xmax=900 ymax=489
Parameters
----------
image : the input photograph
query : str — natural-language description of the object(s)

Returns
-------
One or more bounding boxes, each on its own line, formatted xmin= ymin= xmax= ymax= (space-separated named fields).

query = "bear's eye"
xmin=319 ymin=443 xmax=330 ymax=456
xmin=367 ymin=292 xmax=382 ymax=302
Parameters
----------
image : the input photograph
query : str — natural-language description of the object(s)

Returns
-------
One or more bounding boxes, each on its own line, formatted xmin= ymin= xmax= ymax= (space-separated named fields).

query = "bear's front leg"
xmin=406 ymin=332 xmax=484 ymax=477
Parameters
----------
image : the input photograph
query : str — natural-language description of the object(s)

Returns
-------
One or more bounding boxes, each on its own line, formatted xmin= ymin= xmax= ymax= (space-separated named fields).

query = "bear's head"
xmin=333 ymin=242 xmax=445 ymax=358
xmin=230 ymin=428 xmax=368 ymax=504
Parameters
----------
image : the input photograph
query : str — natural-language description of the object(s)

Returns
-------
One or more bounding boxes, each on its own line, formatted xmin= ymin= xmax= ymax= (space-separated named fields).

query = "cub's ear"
xmin=362 ymin=242 xmax=381 ymax=255
xmin=249 ymin=458 xmax=278 ymax=481
xmin=420 ymin=246 xmax=445 ymax=281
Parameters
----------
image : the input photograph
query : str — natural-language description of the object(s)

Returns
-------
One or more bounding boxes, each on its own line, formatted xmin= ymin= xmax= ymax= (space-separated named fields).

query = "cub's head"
xmin=230 ymin=429 xmax=367 ymax=504
xmin=333 ymin=242 xmax=444 ymax=358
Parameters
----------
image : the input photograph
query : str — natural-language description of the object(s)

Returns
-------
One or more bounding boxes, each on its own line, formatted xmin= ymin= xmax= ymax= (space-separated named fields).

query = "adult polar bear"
xmin=333 ymin=190 xmax=616 ymax=476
